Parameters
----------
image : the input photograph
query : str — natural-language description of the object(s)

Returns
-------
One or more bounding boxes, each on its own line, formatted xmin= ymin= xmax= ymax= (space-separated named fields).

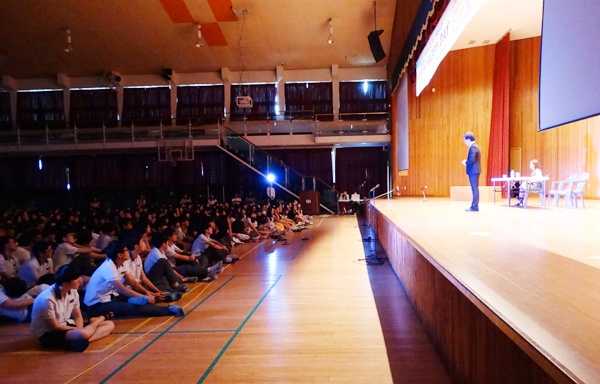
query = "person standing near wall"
xmin=461 ymin=132 xmax=481 ymax=212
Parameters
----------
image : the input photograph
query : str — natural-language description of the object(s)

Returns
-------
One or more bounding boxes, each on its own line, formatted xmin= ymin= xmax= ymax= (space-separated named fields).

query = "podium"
xmin=300 ymin=190 xmax=320 ymax=215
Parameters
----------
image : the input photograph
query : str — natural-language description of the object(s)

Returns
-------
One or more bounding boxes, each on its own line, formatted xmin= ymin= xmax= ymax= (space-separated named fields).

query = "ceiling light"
xmin=327 ymin=18 xmax=334 ymax=45
xmin=196 ymin=23 xmax=204 ymax=48
xmin=64 ymin=29 xmax=73 ymax=52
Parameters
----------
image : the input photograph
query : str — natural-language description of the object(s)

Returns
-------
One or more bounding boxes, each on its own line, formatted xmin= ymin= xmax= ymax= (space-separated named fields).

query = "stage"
xmin=367 ymin=196 xmax=600 ymax=383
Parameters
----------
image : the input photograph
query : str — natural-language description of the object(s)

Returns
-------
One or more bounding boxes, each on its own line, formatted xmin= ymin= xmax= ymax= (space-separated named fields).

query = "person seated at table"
xmin=515 ymin=159 xmax=543 ymax=208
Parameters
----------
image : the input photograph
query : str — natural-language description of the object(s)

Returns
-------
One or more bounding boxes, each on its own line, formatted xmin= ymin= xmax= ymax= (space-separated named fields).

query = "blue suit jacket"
xmin=465 ymin=143 xmax=481 ymax=175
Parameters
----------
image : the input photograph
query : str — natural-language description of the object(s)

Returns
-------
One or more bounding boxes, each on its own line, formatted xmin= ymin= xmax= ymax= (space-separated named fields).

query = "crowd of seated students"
xmin=0 ymin=192 xmax=312 ymax=352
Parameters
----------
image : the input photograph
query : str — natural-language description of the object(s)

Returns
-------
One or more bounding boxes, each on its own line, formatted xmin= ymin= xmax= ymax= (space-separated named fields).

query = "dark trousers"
xmin=174 ymin=262 xmax=208 ymax=279
xmin=468 ymin=173 xmax=480 ymax=208
xmin=86 ymin=295 xmax=171 ymax=318
xmin=145 ymin=258 xmax=181 ymax=292
xmin=204 ymin=247 xmax=228 ymax=266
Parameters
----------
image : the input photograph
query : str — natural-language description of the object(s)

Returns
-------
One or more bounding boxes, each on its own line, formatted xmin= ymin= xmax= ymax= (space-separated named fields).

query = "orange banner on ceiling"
xmin=159 ymin=0 xmax=194 ymax=23
xmin=207 ymin=0 xmax=238 ymax=22
xmin=202 ymin=23 xmax=228 ymax=46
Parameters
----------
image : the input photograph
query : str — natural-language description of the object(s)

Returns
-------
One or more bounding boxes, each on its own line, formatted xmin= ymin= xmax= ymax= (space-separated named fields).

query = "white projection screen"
xmin=539 ymin=0 xmax=600 ymax=130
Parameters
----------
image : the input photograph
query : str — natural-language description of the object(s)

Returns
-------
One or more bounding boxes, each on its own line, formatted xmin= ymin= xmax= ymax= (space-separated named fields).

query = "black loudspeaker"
xmin=368 ymin=30 xmax=386 ymax=62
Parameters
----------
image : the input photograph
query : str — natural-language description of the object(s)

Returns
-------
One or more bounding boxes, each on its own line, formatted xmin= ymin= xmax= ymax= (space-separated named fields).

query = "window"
xmin=17 ymin=90 xmax=65 ymax=130
xmin=177 ymin=85 xmax=224 ymax=125
xmin=70 ymin=89 xmax=118 ymax=128
xmin=284 ymin=82 xmax=333 ymax=120
xmin=0 ymin=92 xmax=11 ymax=131
xmin=122 ymin=87 xmax=171 ymax=127
xmin=339 ymin=81 xmax=387 ymax=120
xmin=230 ymin=84 xmax=277 ymax=121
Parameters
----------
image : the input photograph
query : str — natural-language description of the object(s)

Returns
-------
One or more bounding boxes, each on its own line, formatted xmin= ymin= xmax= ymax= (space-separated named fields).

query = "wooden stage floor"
xmin=0 ymin=215 xmax=450 ymax=383
xmin=370 ymin=196 xmax=600 ymax=383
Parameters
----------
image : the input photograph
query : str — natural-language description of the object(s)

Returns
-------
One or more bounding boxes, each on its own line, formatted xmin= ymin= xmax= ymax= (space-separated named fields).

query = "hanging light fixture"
xmin=327 ymin=18 xmax=334 ymax=45
xmin=64 ymin=29 xmax=73 ymax=52
xmin=195 ymin=23 xmax=204 ymax=48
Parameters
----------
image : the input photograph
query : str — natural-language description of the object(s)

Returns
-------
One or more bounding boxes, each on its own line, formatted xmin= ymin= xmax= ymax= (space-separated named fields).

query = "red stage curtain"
xmin=486 ymin=34 xmax=510 ymax=187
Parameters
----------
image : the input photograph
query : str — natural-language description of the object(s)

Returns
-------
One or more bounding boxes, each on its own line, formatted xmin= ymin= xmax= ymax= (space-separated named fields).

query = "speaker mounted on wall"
xmin=368 ymin=30 xmax=386 ymax=62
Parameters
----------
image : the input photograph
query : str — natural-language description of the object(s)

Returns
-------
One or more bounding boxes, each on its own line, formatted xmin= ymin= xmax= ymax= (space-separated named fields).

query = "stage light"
xmin=66 ymin=167 xmax=71 ymax=190
xmin=195 ymin=23 xmax=205 ymax=47
xmin=64 ymin=29 xmax=73 ymax=53
xmin=266 ymin=173 xmax=276 ymax=183
xmin=38 ymin=157 xmax=43 ymax=170
xmin=327 ymin=18 xmax=334 ymax=44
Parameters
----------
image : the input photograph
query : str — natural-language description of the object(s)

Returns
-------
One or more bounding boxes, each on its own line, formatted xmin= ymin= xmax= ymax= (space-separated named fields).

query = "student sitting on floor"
xmin=84 ymin=240 xmax=184 ymax=319
xmin=0 ymin=279 xmax=35 ymax=322
xmin=30 ymin=264 xmax=114 ymax=352
xmin=120 ymin=233 xmax=180 ymax=303
xmin=19 ymin=240 xmax=55 ymax=289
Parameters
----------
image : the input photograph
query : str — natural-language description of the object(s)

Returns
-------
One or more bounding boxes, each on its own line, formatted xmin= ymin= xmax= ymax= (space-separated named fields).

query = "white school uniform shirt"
xmin=0 ymin=285 xmax=30 ymax=322
xmin=30 ymin=284 xmax=80 ymax=338
xmin=164 ymin=243 xmax=184 ymax=265
xmin=191 ymin=235 xmax=208 ymax=256
xmin=52 ymin=243 xmax=80 ymax=271
xmin=0 ymin=253 xmax=19 ymax=277
xmin=119 ymin=255 xmax=143 ymax=284
xmin=83 ymin=259 xmax=123 ymax=306
xmin=19 ymin=257 xmax=53 ymax=288
xmin=144 ymin=247 xmax=167 ymax=274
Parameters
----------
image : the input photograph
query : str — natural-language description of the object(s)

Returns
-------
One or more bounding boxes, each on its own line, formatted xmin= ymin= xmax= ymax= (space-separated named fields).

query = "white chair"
xmin=522 ymin=175 xmax=547 ymax=208
xmin=547 ymin=173 xmax=577 ymax=207
xmin=350 ymin=193 xmax=361 ymax=202
xmin=570 ymin=172 xmax=589 ymax=208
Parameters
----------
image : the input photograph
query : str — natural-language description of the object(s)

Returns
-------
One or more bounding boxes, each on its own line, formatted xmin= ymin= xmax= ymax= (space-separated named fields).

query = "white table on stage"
xmin=490 ymin=176 xmax=549 ymax=209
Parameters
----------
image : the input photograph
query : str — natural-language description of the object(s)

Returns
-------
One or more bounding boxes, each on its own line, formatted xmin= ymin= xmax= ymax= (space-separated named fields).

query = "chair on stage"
xmin=547 ymin=173 xmax=577 ymax=207
xmin=350 ymin=193 xmax=361 ymax=202
xmin=570 ymin=172 xmax=589 ymax=208
xmin=522 ymin=175 xmax=547 ymax=208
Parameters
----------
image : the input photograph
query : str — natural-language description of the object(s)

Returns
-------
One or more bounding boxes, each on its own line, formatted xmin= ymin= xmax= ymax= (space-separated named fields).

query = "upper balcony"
xmin=0 ymin=110 xmax=391 ymax=155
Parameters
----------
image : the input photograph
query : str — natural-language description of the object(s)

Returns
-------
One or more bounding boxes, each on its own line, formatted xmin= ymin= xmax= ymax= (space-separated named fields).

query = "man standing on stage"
xmin=461 ymin=132 xmax=481 ymax=212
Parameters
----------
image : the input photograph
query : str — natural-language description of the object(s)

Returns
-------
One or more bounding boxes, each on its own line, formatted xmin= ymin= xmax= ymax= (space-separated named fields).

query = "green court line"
xmin=197 ymin=274 xmax=282 ymax=383
xmin=99 ymin=275 xmax=235 ymax=383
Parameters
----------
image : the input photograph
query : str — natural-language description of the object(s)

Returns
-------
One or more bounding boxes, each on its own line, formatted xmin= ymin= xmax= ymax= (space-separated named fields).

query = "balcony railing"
xmin=0 ymin=111 xmax=389 ymax=149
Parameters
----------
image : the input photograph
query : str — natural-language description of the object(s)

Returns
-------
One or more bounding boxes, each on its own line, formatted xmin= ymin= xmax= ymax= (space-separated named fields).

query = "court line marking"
xmin=197 ymin=274 xmax=283 ymax=383
xmin=97 ymin=276 xmax=235 ymax=383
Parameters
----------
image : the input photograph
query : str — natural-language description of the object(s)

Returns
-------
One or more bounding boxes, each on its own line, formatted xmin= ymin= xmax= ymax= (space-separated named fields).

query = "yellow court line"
xmin=63 ymin=315 xmax=176 ymax=384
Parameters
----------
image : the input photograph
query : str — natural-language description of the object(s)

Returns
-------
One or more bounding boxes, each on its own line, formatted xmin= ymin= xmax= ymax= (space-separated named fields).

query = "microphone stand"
xmin=358 ymin=187 xmax=396 ymax=265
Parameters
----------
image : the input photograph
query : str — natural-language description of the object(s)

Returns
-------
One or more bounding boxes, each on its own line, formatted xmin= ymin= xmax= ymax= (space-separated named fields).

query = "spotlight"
xmin=327 ymin=18 xmax=334 ymax=44
xmin=266 ymin=173 xmax=276 ymax=183
xmin=64 ymin=29 xmax=73 ymax=52
xmin=66 ymin=167 xmax=71 ymax=191
xmin=105 ymin=71 xmax=121 ymax=83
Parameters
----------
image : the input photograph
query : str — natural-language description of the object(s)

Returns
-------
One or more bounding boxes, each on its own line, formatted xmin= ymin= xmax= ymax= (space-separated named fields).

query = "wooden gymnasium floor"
xmin=371 ymin=195 xmax=600 ymax=383
xmin=0 ymin=215 xmax=450 ymax=384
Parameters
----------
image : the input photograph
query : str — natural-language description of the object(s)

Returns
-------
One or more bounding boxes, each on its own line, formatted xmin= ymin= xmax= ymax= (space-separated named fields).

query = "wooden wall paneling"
xmin=586 ymin=116 xmax=600 ymax=197
xmin=394 ymin=35 xmax=600 ymax=199
xmin=398 ymin=45 xmax=494 ymax=197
